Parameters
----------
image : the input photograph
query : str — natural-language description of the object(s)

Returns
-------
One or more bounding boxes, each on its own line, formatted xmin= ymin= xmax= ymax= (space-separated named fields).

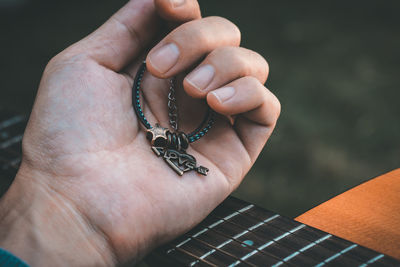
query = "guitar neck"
xmin=0 ymin=110 xmax=398 ymax=266
xmin=148 ymin=197 xmax=399 ymax=266
xmin=0 ymin=109 xmax=26 ymax=195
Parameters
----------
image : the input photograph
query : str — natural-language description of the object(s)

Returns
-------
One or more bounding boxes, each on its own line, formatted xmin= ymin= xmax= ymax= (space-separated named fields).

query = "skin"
xmin=0 ymin=0 xmax=280 ymax=266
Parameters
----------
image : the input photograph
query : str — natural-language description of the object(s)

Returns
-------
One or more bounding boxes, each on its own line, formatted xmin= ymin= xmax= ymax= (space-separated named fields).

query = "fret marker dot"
xmin=242 ymin=240 xmax=254 ymax=247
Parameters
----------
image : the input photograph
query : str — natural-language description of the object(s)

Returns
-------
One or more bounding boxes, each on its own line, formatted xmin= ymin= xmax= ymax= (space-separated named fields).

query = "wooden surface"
xmin=296 ymin=169 xmax=400 ymax=260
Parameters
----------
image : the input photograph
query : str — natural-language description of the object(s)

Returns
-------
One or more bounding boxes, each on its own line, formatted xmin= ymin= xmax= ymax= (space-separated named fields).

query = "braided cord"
xmin=133 ymin=62 xmax=151 ymax=129
xmin=133 ymin=61 xmax=215 ymax=143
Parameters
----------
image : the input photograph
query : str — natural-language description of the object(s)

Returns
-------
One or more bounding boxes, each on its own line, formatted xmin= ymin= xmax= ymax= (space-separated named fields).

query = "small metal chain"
xmin=133 ymin=62 xmax=214 ymax=143
xmin=168 ymin=77 xmax=179 ymax=131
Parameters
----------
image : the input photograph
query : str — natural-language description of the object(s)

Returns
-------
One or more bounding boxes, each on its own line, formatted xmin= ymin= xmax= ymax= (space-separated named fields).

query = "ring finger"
xmin=183 ymin=46 xmax=269 ymax=98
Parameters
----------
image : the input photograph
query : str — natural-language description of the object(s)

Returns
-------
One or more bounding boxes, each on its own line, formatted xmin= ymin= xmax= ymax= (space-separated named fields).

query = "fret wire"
xmin=171 ymin=202 xmax=338 ymax=267
xmin=226 ymin=224 xmax=307 ymax=267
xmin=189 ymin=236 xmax=256 ymax=267
xmin=167 ymin=204 xmax=254 ymax=254
xmin=185 ymin=215 xmax=298 ymax=267
xmin=219 ymin=204 xmax=368 ymax=263
xmin=0 ymin=115 xmax=26 ymax=130
xmin=212 ymin=207 xmax=337 ymax=264
xmin=213 ymin=211 xmax=367 ymax=266
xmin=186 ymin=222 xmax=284 ymax=266
xmin=212 ymin=213 xmax=324 ymax=265
xmin=174 ymin=246 xmax=217 ymax=267
xmin=2 ymin=149 xmax=20 ymax=170
xmin=0 ymin=161 xmax=18 ymax=171
xmin=358 ymin=254 xmax=384 ymax=267
xmin=240 ymin=202 xmax=394 ymax=266
xmin=213 ymin=213 xmax=306 ymax=264
xmin=272 ymin=234 xmax=333 ymax=267
xmin=217 ymin=199 xmax=376 ymax=264
xmin=0 ymin=134 xmax=23 ymax=149
xmin=313 ymin=244 xmax=358 ymax=267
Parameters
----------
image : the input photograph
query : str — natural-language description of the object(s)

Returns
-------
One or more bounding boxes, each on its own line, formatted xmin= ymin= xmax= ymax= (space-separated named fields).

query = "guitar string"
xmin=210 ymin=213 xmax=325 ymax=264
xmin=176 ymin=207 xmax=295 ymax=266
xmin=221 ymin=206 xmax=370 ymax=264
xmin=185 ymin=224 xmax=291 ymax=267
xmin=211 ymin=204 xmax=374 ymax=264
xmin=213 ymin=215 xmax=363 ymax=267
xmin=167 ymin=204 xmax=374 ymax=266
xmin=165 ymin=205 xmax=256 ymax=254
xmin=171 ymin=214 xmax=299 ymax=267
xmin=193 ymin=219 xmax=301 ymax=266
xmin=184 ymin=205 xmax=370 ymax=265
xmin=173 ymin=246 xmax=217 ymax=266
xmin=189 ymin=236 xmax=256 ymax=267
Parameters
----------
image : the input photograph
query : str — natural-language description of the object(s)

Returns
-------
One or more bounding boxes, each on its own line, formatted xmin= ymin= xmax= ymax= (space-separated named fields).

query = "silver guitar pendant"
xmin=146 ymin=124 xmax=209 ymax=176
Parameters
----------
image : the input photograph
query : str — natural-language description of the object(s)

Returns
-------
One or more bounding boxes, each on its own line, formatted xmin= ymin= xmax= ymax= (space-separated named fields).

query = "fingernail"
xmin=212 ymin=87 xmax=235 ymax=103
xmin=149 ymin=43 xmax=180 ymax=73
xmin=185 ymin=65 xmax=215 ymax=91
xmin=171 ymin=0 xmax=185 ymax=7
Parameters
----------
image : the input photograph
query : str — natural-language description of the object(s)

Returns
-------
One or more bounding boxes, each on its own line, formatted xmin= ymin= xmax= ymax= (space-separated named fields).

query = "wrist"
xmin=0 ymin=164 xmax=116 ymax=267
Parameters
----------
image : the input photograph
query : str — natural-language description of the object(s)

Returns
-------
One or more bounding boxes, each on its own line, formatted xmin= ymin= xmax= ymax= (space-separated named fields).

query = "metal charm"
xmin=146 ymin=124 xmax=208 ymax=176
xmin=146 ymin=123 xmax=168 ymax=147
xmin=151 ymin=146 xmax=209 ymax=176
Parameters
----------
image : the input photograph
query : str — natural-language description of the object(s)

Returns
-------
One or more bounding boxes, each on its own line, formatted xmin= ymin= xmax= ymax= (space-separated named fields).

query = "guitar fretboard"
xmin=0 ymin=109 xmax=27 ymax=196
xmin=0 ymin=110 xmax=398 ymax=266
xmin=148 ymin=197 xmax=399 ymax=266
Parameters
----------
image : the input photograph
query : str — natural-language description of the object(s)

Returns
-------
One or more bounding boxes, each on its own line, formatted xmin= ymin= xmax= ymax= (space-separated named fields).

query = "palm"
xmin=22 ymin=56 xmax=261 ymax=257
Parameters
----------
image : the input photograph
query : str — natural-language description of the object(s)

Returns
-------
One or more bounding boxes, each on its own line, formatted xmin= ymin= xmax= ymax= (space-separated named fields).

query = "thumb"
xmin=62 ymin=0 xmax=201 ymax=72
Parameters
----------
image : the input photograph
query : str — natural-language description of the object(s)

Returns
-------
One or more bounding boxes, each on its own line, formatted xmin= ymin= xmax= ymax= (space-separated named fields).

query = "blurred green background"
xmin=0 ymin=0 xmax=399 ymax=218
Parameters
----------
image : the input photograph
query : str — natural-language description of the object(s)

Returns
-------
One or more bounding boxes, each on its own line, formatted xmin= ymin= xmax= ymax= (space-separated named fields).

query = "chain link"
xmin=168 ymin=77 xmax=179 ymax=131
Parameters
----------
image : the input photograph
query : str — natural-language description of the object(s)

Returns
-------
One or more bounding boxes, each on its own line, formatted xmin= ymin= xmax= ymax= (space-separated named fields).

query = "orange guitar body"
xmin=296 ymin=169 xmax=400 ymax=260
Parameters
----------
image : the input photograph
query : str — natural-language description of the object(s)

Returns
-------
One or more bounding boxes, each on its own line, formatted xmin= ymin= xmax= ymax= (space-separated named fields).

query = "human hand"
xmin=0 ymin=0 xmax=280 ymax=266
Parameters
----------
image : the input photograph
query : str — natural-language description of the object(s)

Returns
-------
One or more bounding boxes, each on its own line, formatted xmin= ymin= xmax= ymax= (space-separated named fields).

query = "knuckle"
xmin=253 ymin=52 xmax=269 ymax=83
xmin=230 ymin=23 xmax=241 ymax=46
xmin=242 ymin=76 xmax=261 ymax=87
xmin=45 ymin=50 xmax=90 ymax=74
xmin=45 ymin=53 xmax=67 ymax=73
xmin=178 ymin=20 xmax=209 ymax=44
xmin=245 ymin=49 xmax=269 ymax=83
xmin=269 ymin=91 xmax=281 ymax=119
xmin=209 ymin=47 xmax=269 ymax=83
xmin=209 ymin=46 xmax=238 ymax=61
xmin=206 ymin=16 xmax=241 ymax=45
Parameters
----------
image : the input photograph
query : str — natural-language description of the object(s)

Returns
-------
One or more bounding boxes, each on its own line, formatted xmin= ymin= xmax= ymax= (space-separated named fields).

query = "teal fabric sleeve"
xmin=0 ymin=248 xmax=29 ymax=267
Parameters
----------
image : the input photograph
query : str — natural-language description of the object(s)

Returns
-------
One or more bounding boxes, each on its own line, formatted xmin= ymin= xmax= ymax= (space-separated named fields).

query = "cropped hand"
xmin=0 ymin=0 xmax=280 ymax=266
